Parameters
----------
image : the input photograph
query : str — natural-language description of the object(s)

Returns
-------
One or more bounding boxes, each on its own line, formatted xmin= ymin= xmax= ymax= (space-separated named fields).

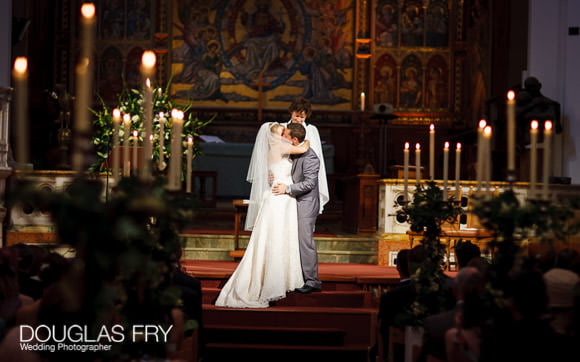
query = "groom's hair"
xmin=287 ymin=123 xmax=306 ymax=143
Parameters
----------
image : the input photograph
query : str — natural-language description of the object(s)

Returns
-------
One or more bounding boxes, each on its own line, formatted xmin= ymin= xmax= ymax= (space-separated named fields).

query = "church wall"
xmin=529 ymin=0 xmax=580 ymax=184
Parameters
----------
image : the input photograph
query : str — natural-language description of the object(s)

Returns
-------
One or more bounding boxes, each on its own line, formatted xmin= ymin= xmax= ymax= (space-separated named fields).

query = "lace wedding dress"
xmin=215 ymin=125 xmax=304 ymax=308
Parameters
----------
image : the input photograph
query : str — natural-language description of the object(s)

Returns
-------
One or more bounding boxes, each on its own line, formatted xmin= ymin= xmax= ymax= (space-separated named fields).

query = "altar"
xmin=193 ymin=143 xmax=335 ymax=198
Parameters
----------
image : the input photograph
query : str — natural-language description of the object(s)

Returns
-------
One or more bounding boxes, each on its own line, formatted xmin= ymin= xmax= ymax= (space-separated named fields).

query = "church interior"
xmin=1 ymin=0 xmax=580 ymax=361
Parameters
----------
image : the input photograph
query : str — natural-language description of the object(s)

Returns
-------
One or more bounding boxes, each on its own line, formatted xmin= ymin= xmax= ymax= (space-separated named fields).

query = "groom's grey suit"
xmin=287 ymin=148 xmax=322 ymax=289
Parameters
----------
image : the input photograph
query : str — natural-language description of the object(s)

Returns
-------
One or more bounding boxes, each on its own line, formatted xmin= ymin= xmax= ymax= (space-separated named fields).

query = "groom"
xmin=272 ymin=123 xmax=322 ymax=293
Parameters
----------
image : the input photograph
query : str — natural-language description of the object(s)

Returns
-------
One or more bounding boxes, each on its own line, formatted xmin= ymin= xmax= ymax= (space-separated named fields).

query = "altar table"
xmin=193 ymin=143 xmax=335 ymax=198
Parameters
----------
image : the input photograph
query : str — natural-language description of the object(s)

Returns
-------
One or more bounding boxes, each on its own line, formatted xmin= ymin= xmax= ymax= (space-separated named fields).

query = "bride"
xmin=215 ymin=122 xmax=310 ymax=308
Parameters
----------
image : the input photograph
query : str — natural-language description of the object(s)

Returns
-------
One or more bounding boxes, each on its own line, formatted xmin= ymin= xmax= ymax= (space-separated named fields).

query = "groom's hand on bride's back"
xmin=272 ymin=182 xmax=287 ymax=195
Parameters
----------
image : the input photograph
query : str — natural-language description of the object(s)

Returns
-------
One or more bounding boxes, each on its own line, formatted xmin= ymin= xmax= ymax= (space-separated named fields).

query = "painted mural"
xmin=170 ymin=0 xmax=354 ymax=109
xmin=373 ymin=0 xmax=452 ymax=111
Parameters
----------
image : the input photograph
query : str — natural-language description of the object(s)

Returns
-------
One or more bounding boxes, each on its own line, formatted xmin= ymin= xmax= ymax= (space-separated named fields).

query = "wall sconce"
xmin=355 ymin=37 xmax=371 ymax=59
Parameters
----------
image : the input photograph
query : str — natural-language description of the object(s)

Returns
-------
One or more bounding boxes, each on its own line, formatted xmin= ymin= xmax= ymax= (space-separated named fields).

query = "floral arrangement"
xmin=90 ymin=83 xmax=213 ymax=175
xmin=402 ymin=181 xmax=463 ymax=324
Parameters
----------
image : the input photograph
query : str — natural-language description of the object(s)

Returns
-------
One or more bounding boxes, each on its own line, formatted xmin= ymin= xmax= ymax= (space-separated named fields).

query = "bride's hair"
xmin=269 ymin=123 xmax=283 ymax=135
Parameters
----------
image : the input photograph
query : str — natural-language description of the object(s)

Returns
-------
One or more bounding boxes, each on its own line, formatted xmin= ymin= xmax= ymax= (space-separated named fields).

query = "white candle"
xmin=112 ymin=108 xmax=121 ymax=182
xmin=158 ymin=112 xmax=166 ymax=170
xmin=483 ymin=126 xmax=492 ymax=195
xmin=13 ymin=57 xmax=28 ymax=164
xmin=141 ymin=51 xmax=156 ymax=180
xmin=429 ymin=123 xmax=435 ymax=180
xmin=443 ymin=141 xmax=449 ymax=199
xmin=542 ymin=121 xmax=552 ymax=200
xmin=455 ymin=143 xmax=462 ymax=200
xmin=73 ymin=3 xmax=96 ymax=173
xmin=168 ymin=109 xmax=184 ymax=190
xmin=530 ymin=120 xmax=538 ymax=197
xmin=186 ymin=136 xmax=193 ymax=193
xmin=123 ymin=113 xmax=131 ymax=177
xmin=507 ymin=91 xmax=516 ymax=171
xmin=132 ymin=130 xmax=139 ymax=175
xmin=476 ymin=119 xmax=487 ymax=192
xmin=403 ymin=142 xmax=410 ymax=202
xmin=360 ymin=92 xmax=365 ymax=111
xmin=415 ymin=143 xmax=421 ymax=186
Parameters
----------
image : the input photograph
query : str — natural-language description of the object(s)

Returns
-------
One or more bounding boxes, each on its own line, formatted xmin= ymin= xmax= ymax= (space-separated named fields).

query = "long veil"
xmin=245 ymin=122 xmax=286 ymax=231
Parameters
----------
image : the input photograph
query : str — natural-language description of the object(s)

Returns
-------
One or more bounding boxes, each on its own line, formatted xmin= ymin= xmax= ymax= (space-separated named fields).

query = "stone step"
xmin=180 ymin=233 xmax=379 ymax=263
xmin=204 ymin=325 xmax=346 ymax=346
xmin=202 ymin=288 xmax=375 ymax=308
xmin=203 ymin=304 xmax=377 ymax=347
xmin=203 ymin=342 xmax=369 ymax=362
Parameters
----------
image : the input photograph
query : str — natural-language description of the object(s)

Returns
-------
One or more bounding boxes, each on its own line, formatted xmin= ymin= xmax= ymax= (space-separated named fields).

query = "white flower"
xmin=132 ymin=115 xmax=140 ymax=122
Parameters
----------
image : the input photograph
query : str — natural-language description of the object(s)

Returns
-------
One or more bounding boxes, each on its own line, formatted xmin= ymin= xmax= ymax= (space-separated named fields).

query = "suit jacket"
xmin=288 ymin=148 xmax=320 ymax=219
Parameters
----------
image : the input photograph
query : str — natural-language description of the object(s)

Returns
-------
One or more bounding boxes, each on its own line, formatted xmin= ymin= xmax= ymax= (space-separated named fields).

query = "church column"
xmin=0 ymin=0 xmax=11 ymax=87
xmin=0 ymin=0 xmax=12 ymax=247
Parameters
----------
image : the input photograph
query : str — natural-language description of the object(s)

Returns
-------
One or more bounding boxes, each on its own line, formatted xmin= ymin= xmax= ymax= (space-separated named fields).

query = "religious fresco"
xmin=373 ymin=53 xmax=397 ymax=105
xmin=399 ymin=54 xmax=423 ymax=108
xmin=425 ymin=0 xmax=449 ymax=47
xmin=170 ymin=0 xmax=354 ymax=109
xmin=425 ymin=54 xmax=449 ymax=109
xmin=98 ymin=0 xmax=152 ymax=40
xmin=372 ymin=0 xmax=452 ymax=114
xmin=98 ymin=46 xmax=124 ymax=104
xmin=375 ymin=0 xmax=398 ymax=47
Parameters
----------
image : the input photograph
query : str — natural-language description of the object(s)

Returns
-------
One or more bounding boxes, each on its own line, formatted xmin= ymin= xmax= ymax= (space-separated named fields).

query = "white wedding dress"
xmin=215 ymin=132 xmax=304 ymax=308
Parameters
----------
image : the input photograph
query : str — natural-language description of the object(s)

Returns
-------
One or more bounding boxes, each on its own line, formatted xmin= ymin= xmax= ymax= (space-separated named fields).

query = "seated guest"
xmin=0 ymin=247 xmax=33 ymax=342
xmin=543 ymin=268 xmax=578 ymax=336
xmin=395 ymin=249 xmax=411 ymax=284
xmin=443 ymin=268 xmax=485 ymax=362
xmin=420 ymin=267 xmax=484 ymax=362
xmin=378 ymin=246 xmax=425 ymax=361
xmin=454 ymin=240 xmax=481 ymax=270
xmin=483 ymin=269 xmax=564 ymax=362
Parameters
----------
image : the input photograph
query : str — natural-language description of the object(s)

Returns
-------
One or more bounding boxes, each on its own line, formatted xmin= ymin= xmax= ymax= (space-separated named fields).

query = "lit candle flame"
xmin=430 ymin=124 xmax=435 ymax=132
xmin=123 ymin=113 xmax=131 ymax=125
xmin=507 ymin=90 xmax=515 ymax=101
xmin=479 ymin=119 xmax=487 ymax=129
xmin=146 ymin=78 xmax=151 ymax=88
xmin=81 ymin=3 xmax=96 ymax=19
xmin=188 ymin=136 xmax=193 ymax=144
xmin=484 ymin=126 xmax=492 ymax=136
xmin=531 ymin=120 xmax=539 ymax=130
xmin=112 ymin=108 xmax=121 ymax=120
xmin=416 ymin=143 xmax=421 ymax=150
xmin=545 ymin=120 xmax=553 ymax=131
xmin=159 ymin=111 xmax=165 ymax=119
xmin=142 ymin=51 xmax=157 ymax=68
xmin=456 ymin=143 xmax=462 ymax=150
xmin=14 ymin=57 xmax=28 ymax=74
xmin=133 ymin=130 xmax=138 ymax=138
xmin=444 ymin=141 xmax=449 ymax=149
xmin=404 ymin=142 xmax=410 ymax=150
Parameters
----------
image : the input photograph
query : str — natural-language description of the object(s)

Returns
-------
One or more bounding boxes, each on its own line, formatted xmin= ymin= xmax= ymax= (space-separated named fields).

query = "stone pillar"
xmin=0 ymin=88 xmax=13 ymax=247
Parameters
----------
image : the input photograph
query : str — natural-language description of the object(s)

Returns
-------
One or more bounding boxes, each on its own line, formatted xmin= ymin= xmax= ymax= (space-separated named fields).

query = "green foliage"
xmin=90 ymin=83 xmax=213 ymax=174
xmin=9 ymin=177 xmax=199 ymax=360
xmin=401 ymin=181 xmax=463 ymax=325
xmin=471 ymin=190 xmax=580 ymax=287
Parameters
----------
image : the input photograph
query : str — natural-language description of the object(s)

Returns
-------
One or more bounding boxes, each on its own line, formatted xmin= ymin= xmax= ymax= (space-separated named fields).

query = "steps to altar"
xmin=203 ymin=305 xmax=376 ymax=362
xmin=181 ymin=260 xmax=400 ymax=361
